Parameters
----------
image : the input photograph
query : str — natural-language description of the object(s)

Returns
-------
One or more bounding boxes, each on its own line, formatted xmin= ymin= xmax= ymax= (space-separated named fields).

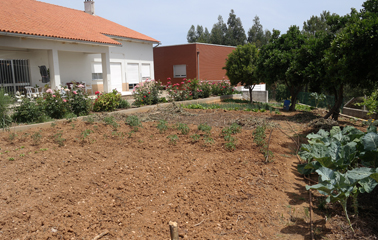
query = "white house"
xmin=0 ymin=0 xmax=159 ymax=95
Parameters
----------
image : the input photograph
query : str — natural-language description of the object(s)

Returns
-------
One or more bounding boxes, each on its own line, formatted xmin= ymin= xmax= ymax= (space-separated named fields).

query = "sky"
xmin=39 ymin=0 xmax=366 ymax=46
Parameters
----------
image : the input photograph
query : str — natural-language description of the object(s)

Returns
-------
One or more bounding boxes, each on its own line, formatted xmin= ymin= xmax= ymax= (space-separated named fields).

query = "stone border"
xmin=6 ymin=94 xmax=242 ymax=132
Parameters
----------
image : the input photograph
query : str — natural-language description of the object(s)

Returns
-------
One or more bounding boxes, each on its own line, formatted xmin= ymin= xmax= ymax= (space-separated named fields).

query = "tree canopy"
xmin=223 ymin=43 xmax=260 ymax=102
xmin=247 ymin=16 xmax=271 ymax=48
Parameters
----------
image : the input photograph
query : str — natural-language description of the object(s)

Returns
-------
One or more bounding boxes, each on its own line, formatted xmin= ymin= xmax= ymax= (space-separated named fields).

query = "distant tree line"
xmin=187 ymin=10 xmax=272 ymax=48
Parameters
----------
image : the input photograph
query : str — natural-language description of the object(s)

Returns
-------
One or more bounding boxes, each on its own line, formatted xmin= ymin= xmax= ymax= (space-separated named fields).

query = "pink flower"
xmin=181 ymin=82 xmax=184 ymax=84
xmin=78 ymin=84 xmax=84 ymax=88
xmin=52 ymin=95 xmax=56 ymax=97
xmin=46 ymin=89 xmax=53 ymax=94
xmin=188 ymin=80 xmax=191 ymax=83
xmin=148 ymin=92 xmax=151 ymax=94
xmin=73 ymin=91 xmax=77 ymax=95
xmin=63 ymin=99 xmax=67 ymax=102
xmin=167 ymin=77 xmax=171 ymax=81
xmin=95 ymin=91 xmax=100 ymax=95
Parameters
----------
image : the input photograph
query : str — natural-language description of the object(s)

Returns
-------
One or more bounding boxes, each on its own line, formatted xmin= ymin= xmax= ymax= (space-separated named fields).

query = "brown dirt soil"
xmin=0 ymin=104 xmax=376 ymax=239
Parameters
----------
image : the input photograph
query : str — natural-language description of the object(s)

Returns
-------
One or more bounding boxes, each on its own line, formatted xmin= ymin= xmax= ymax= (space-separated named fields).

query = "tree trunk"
xmin=324 ymin=84 xmax=343 ymax=120
xmin=289 ymin=87 xmax=301 ymax=111
xmin=248 ymin=85 xmax=255 ymax=103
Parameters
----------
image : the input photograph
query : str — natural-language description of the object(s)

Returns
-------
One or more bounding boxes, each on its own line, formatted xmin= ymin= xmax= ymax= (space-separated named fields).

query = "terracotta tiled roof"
xmin=0 ymin=0 xmax=159 ymax=45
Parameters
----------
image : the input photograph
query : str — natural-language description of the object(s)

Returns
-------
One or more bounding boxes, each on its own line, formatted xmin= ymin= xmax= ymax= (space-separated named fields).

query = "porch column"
xmin=101 ymin=48 xmax=111 ymax=93
xmin=48 ymin=49 xmax=61 ymax=90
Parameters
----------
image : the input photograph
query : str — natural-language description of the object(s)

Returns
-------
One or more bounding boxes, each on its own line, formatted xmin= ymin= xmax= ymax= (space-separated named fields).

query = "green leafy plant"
xmin=198 ymin=123 xmax=212 ymax=134
xmin=103 ymin=116 xmax=119 ymax=130
xmin=310 ymin=92 xmax=326 ymax=108
xmin=167 ymin=134 xmax=179 ymax=145
xmin=157 ymin=120 xmax=168 ymax=133
xmin=93 ymin=89 xmax=121 ymax=112
xmin=8 ymin=157 xmax=15 ymax=161
xmin=65 ymin=113 xmax=77 ymax=122
xmin=307 ymin=167 xmax=378 ymax=232
xmin=81 ymin=129 xmax=94 ymax=142
xmin=356 ymin=89 xmax=378 ymax=116
xmin=125 ymin=115 xmax=142 ymax=131
xmin=190 ymin=134 xmax=201 ymax=142
xmin=176 ymin=122 xmax=190 ymax=135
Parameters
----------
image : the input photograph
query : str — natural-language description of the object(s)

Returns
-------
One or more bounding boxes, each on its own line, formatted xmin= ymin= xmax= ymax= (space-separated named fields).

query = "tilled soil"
xmin=0 ymin=105 xmax=375 ymax=239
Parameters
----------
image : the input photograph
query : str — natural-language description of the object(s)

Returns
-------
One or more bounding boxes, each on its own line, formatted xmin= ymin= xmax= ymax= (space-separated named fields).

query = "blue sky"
xmin=39 ymin=0 xmax=366 ymax=46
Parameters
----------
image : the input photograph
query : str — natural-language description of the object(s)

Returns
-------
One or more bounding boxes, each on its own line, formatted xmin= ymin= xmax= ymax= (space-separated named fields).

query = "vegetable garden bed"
xmin=0 ymin=103 xmax=376 ymax=239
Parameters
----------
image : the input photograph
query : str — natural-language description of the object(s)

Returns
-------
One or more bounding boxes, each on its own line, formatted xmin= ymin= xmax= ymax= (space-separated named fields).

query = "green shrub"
xmin=198 ymin=123 xmax=212 ymax=133
xmin=12 ymin=97 xmax=46 ymax=123
xmin=118 ymin=99 xmax=130 ymax=109
xmin=93 ymin=89 xmax=121 ymax=112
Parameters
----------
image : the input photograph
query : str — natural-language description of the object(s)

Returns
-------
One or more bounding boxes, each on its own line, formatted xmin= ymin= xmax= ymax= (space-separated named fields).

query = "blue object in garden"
xmin=284 ymin=100 xmax=291 ymax=111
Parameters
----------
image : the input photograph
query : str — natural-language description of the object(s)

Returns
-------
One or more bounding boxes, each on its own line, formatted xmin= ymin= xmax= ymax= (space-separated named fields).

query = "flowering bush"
xmin=40 ymin=88 xmax=69 ymax=119
xmin=132 ymin=79 xmax=163 ymax=106
xmin=93 ymin=89 xmax=121 ymax=112
xmin=211 ymin=80 xmax=235 ymax=96
xmin=166 ymin=79 xmax=190 ymax=101
xmin=65 ymin=85 xmax=92 ymax=116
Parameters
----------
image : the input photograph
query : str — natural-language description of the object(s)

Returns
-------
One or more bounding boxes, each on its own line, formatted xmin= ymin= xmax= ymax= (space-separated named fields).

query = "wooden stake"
xmin=169 ymin=221 xmax=179 ymax=240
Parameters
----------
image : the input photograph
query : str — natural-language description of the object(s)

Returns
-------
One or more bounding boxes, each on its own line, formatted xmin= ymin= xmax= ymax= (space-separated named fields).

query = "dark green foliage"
xmin=223 ymin=43 xmax=259 ymax=102
xmin=12 ymin=98 xmax=46 ymax=123
xmin=224 ymin=9 xmax=246 ymax=46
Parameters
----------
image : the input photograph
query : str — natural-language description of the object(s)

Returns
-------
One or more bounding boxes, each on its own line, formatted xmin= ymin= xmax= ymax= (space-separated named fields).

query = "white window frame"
xmin=141 ymin=64 xmax=151 ymax=80
xmin=173 ymin=64 xmax=186 ymax=78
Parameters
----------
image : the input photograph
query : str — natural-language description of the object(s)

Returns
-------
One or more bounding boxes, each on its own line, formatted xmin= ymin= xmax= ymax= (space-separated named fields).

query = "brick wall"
xmin=153 ymin=43 xmax=236 ymax=85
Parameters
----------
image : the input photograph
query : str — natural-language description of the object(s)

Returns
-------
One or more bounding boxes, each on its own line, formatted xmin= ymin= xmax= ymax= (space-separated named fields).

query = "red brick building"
xmin=153 ymin=43 xmax=236 ymax=85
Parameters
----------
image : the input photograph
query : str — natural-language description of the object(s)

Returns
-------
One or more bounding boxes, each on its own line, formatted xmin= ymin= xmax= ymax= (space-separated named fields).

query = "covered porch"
xmin=0 ymin=34 xmax=115 ymax=95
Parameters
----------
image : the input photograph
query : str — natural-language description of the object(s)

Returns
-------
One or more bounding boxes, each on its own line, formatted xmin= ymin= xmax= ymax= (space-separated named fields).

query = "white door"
xmin=110 ymin=63 xmax=122 ymax=92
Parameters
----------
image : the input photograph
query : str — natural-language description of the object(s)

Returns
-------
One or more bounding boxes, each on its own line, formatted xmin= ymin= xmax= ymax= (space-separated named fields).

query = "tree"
xmin=187 ymin=25 xmax=211 ymax=43
xmin=247 ymin=16 xmax=265 ymax=48
xmin=224 ymin=9 xmax=246 ymax=46
xmin=223 ymin=43 xmax=259 ymax=103
xmin=323 ymin=0 xmax=378 ymax=120
xmin=257 ymin=27 xmax=308 ymax=111
xmin=187 ymin=25 xmax=196 ymax=43
xmin=303 ymin=11 xmax=332 ymax=35
xmin=210 ymin=15 xmax=227 ymax=45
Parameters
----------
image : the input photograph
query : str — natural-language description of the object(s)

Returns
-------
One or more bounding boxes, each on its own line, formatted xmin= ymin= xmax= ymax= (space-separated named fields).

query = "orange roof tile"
xmin=0 ymin=0 xmax=159 ymax=45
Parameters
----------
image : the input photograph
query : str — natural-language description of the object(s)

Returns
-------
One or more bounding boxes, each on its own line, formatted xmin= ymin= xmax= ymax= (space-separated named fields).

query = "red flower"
xmin=144 ymin=96 xmax=146 ymax=98
xmin=183 ymin=78 xmax=186 ymax=81
xmin=148 ymin=92 xmax=151 ymax=94
xmin=95 ymin=91 xmax=100 ymax=95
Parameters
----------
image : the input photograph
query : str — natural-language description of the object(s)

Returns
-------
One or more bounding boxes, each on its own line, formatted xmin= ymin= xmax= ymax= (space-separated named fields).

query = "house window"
xmin=129 ymin=83 xmax=138 ymax=90
xmin=173 ymin=65 xmax=186 ymax=78
xmin=0 ymin=59 xmax=31 ymax=94
xmin=92 ymin=62 xmax=103 ymax=80
xmin=141 ymin=64 xmax=150 ymax=80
